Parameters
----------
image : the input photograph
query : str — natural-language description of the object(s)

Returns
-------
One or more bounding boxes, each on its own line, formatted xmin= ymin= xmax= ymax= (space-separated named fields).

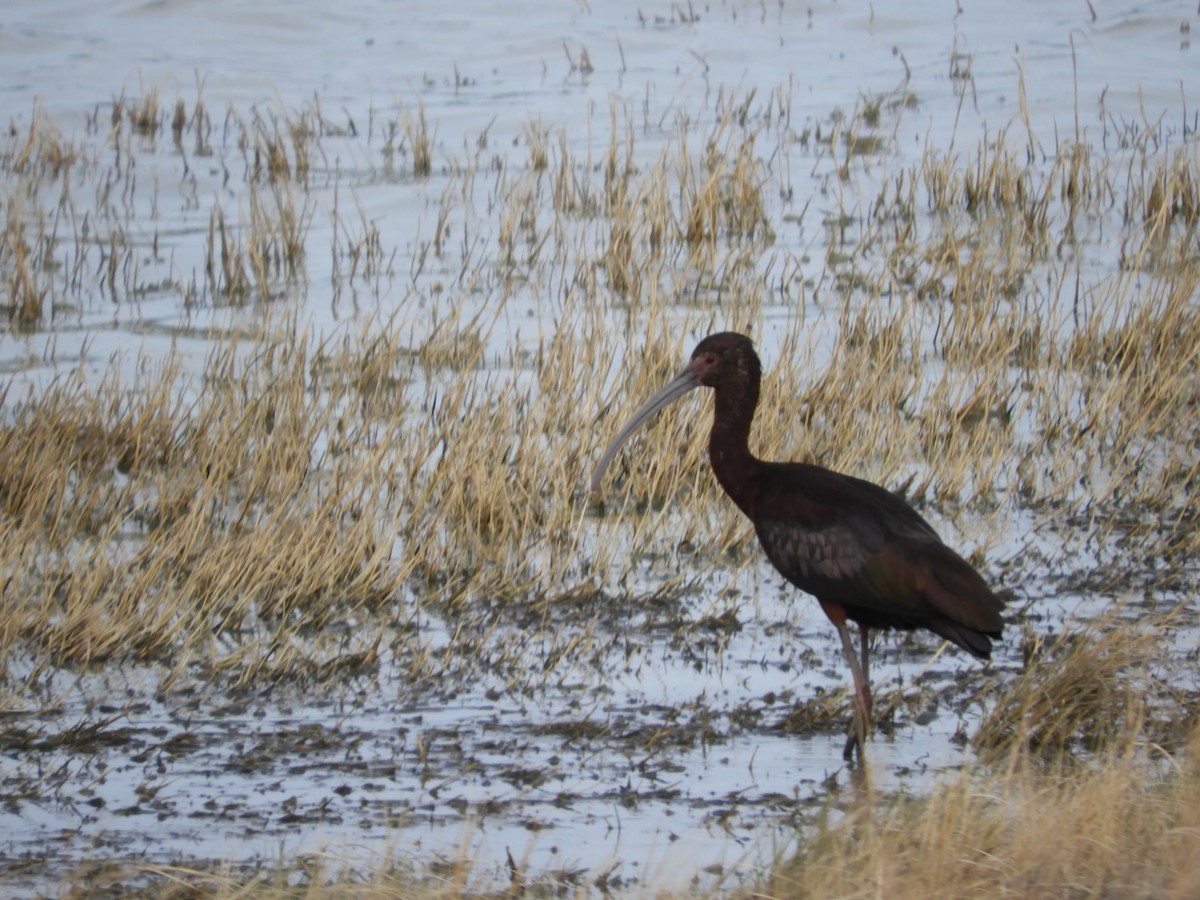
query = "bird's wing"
xmin=915 ymin=541 xmax=1005 ymax=633
xmin=751 ymin=468 xmax=890 ymax=586
xmin=755 ymin=515 xmax=873 ymax=583
xmin=752 ymin=463 xmax=939 ymax=563
xmin=750 ymin=464 xmax=978 ymax=620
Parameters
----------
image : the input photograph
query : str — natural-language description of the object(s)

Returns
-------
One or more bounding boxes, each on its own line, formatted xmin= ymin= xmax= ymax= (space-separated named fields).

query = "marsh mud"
xmin=2 ymin=0 xmax=1199 ymax=894
xmin=3 ymin=555 xmax=1195 ymax=894
xmin=0 ymin=580 xmax=1022 ymax=894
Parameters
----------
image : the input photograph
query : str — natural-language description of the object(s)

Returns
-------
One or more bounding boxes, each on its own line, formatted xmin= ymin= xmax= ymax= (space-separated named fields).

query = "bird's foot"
xmin=842 ymin=727 xmax=859 ymax=763
xmin=841 ymin=692 xmax=873 ymax=764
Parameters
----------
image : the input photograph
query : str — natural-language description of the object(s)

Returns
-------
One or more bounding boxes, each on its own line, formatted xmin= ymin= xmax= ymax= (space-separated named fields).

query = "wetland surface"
xmin=2 ymin=0 xmax=1199 ymax=894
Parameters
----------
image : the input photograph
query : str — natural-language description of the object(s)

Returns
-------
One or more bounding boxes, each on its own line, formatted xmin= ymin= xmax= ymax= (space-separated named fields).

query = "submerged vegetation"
xmin=1 ymin=6 xmax=1200 ymax=894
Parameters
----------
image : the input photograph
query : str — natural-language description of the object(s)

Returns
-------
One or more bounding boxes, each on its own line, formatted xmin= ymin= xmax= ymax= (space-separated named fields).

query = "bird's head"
xmin=589 ymin=331 xmax=761 ymax=493
xmin=688 ymin=332 xmax=761 ymax=390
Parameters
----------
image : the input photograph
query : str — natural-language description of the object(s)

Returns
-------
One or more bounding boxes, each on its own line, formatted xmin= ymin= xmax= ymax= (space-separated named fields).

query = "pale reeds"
xmin=765 ymin=716 xmax=1200 ymax=900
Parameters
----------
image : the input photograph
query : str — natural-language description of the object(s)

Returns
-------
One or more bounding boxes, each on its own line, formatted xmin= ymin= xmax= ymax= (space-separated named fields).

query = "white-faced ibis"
xmin=591 ymin=332 xmax=1003 ymax=762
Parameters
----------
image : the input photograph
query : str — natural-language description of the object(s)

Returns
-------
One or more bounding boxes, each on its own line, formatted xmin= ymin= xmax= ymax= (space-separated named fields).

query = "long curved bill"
xmin=589 ymin=363 xmax=701 ymax=493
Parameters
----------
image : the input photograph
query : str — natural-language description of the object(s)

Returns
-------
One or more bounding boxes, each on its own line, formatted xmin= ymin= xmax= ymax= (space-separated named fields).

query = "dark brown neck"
xmin=707 ymin=380 xmax=762 ymax=517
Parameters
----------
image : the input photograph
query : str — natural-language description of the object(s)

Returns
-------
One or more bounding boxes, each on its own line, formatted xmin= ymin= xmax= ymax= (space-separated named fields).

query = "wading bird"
xmin=590 ymin=332 xmax=1003 ymax=762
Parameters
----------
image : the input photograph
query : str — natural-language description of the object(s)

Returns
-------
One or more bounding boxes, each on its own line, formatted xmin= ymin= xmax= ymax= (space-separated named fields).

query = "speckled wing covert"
xmin=749 ymin=462 xmax=938 ymax=588
xmin=754 ymin=518 xmax=873 ymax=584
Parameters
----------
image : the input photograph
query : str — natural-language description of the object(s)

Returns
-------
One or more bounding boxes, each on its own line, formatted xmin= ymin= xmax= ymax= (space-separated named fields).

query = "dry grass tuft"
xmin=973 ymin=610 xmax=1168 ymax=754
xmin=127 ymin=86 xmax=162 ymax=138
xmin=202 ymin=181 xmax=312 ymax=304
xmin=0 ymin=317 xmax=405 ymax=679
xmin=1 ymin=199 xmax=52 ymax=327
xmin=765 ymin=718 xmax=1200 ymax=900
xmin=404 ymin=102 xmax=433 ymax=178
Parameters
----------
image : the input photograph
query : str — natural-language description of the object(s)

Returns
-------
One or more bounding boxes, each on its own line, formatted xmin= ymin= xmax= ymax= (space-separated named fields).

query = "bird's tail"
xmin=926 ymin=618 xmax=999 ymax=660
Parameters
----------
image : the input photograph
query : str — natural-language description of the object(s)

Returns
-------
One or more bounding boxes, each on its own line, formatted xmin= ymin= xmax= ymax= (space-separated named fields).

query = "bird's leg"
xmin=818 ymin=601 xmax=872 ymax=763
xmin=836 ymin=622 xmax=872 ymax=762
xmin=859 ymin=625 xmax=873 ymax=721
xmin=843 ymin=625 xmax=876 ymax=759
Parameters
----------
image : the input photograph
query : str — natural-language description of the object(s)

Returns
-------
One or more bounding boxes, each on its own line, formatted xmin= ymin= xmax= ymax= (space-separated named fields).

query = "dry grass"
xmin=763 ymin=718 xmax=1200 ymax=900
xmin=0 ymin=320 xmax=402 ymax=681
xmin=752 ymin=602 xmax=1200 ymax=899
xmin=0 ymin=82 xmax=1198 ymax=685
xmin=402 ymin=101 xmax=433 ymax=178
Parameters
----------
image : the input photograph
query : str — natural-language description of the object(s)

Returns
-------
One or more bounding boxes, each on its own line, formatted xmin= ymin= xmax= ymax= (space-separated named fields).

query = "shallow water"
xmin=0 ymin=572 xmax=1001 ymax=893
xmin=1 ymin=0 xmax=1198 ymax=893
xmin=2 ymin=0 xmax=1197 ymax=380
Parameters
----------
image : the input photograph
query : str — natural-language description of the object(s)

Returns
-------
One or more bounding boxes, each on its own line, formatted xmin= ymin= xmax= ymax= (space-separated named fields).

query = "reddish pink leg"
xmin=820 ymin=601 xmax=873 ymax=763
